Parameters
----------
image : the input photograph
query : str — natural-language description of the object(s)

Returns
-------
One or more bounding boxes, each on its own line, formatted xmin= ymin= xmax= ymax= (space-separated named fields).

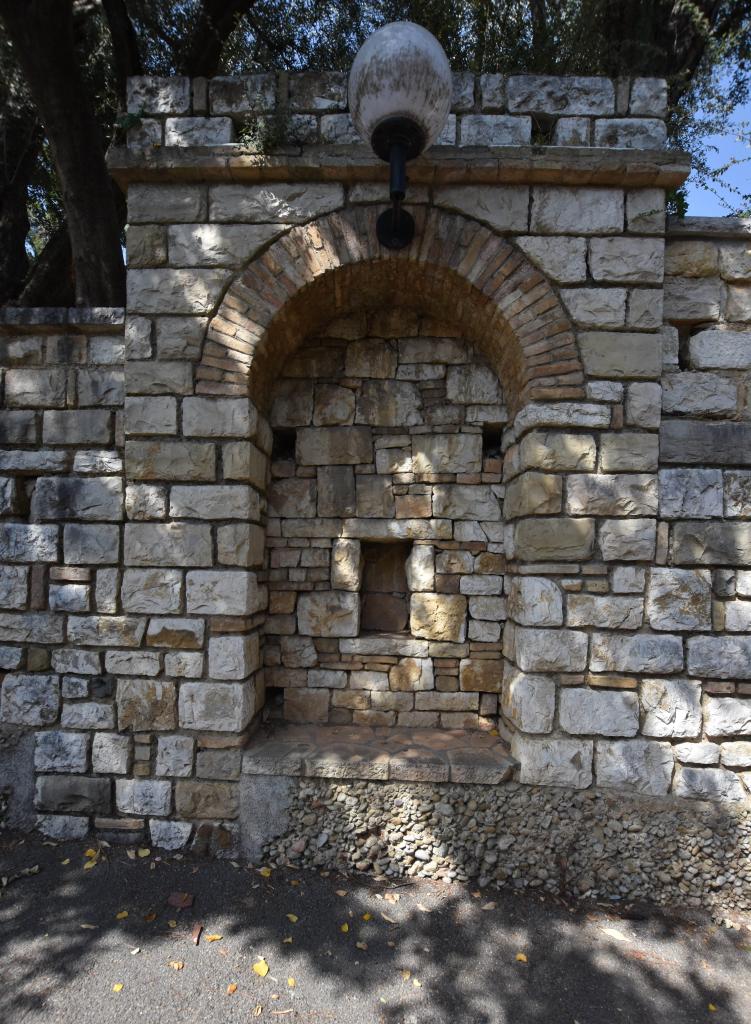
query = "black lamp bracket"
xmin=372 ymin=117 xmax=425 ymax=250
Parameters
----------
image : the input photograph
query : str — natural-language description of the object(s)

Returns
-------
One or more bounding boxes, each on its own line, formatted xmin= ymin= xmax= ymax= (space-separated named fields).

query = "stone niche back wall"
xmin=264 ymin=307 xmax=506 ymax=729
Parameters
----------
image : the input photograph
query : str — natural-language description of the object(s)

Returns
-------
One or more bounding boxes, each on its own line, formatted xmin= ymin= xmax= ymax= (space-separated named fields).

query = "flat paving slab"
xmin=1 ymin=829 xmax=749 ymax=1024
xmin=243 ymin=724 xmax=516 ymax=784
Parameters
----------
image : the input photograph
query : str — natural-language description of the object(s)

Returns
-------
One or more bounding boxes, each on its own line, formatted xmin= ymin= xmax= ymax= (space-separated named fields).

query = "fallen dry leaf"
xmin=708 ymin=1005 xmax=718 ymax=1013
xmin=253 ymin=958 xmax=269 ymax=977
xmin=191 ymin=923 xmax=203 ymax=945
xmin=83 ymin=860 xmax=97 ymax=871
xmin=416 ymin=903 xmax=430 ymax=913
xmin=130 ymin=948 xmax=140 ymax=955
xmin=413 ymin=978 xmax=422 ymax=988
xmin=384 ymin=893 xmax=400 ymax=904
xmin=286 ymin=913 xmax=299 ymax=923
xmin=227 ymin=983 xmax=238 ymax=995
xmin=258 ymin=867 xmax=272 ymax=878
xmin=356 ymin=941 xmax=368 ymax=951
xmin=482 ymin=902 xmax=496 ymax=911
xmin=381 ymin=913 xmax=396 ymax=924
xmin=205 ymin=934 xmax=223 ymax=942
xmin=362 ymin=912 xmax=372 ymax=921
xmin=112 ymin=983 xmax=123 ymax=993
xmin=168 ymin=961 xmax=184 ymax=971
xmin=84 ymin=848 xmax=97 ymax=858
xmin=126 ymin=850 xmax=136 ymax=861
xmin=601 ymin=927 xmax=628 ymax=943
xmin=287 ymin=977 xmax=296 ymax=988
xmin=340 ymin=923 xmax=349 ymax=933
xmin=515 ymin=952 xmax=528 ymax=963
xmin=80 ymin=923 xmax=97 ymax=930
xmin=168 ymin=920 xmax=177 ymax=929
xmin=115 ymin=911 xmax=129 ymax=920
xmin=137 ymin=848 xmax=150 ymax=858
xmin=252 ymin=1006 xmax=263 ymax=1016
xmin=167 ymin=891 xmax=193 ymax=909
xmin=401 ymin=970 xmax=411 ymax=981
xmin=61 ymin=858 xmax=70 ymax=866
xmin=282 ymin=936 xmax=293 ymax=944
xmin=143 ymin=912 xmax=157 ymax=923
xmin=336 ymin=890 xmax=347 ymax=897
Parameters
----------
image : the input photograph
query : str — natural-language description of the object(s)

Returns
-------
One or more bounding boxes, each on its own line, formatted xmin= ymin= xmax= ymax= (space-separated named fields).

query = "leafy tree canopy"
xmin=0 ymin=0 xmax=749 ymax=305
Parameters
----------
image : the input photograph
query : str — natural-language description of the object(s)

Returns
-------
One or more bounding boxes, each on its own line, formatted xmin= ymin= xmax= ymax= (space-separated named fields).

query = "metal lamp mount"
xmin=371 ymin=116 xmax=425 ymax=249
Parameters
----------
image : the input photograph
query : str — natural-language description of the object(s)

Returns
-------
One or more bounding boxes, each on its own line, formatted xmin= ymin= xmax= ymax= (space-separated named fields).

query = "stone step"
xmin=242 ymin=724 xmax=517 ymax=785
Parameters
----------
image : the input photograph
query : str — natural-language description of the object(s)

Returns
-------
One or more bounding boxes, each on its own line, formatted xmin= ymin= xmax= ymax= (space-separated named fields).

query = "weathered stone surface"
xmin=121 ymin=569 xmax=182 ymax=613
xmin=552 ymin=116 xmax=590 ymax=145
xmin=721 ymin=474 xmax=751 ymax=519
xmin=0 ymin=674 xmax=59 ymax=725
xmin=127 ymin=268 xmax=228 ymax=315
xmin=175 ymin=781 xmax=238 ymax=819
xmin=446 ymin=365 xmax=503 ymax=405
xmin=560 ymin=688 xmax=639 ymax=737
xmin=514 ymin=517 xmax=595 ymax=561
xmin=663 ymin=276 xmax=722 ymax=322
xmin=458 ymin=659 xmax=502 ymax=693
xmin=531 ymin=187 xmax=623 ymax=234
xmin=186 ymin=571 xmax=265 ymax=615
xmin=412 ymin=433 xmax=482 ymax=475
xmin=504 ymin=473 xmax=561 ymax=518
xmin=0 ymin=565 xmax=27 ymax=609
xmin=209 ymin=183 xmax=343 ymax=223
xmin=593 ymin=118 xmax=667 ymax=148
xmin=125 ymin=440 xmax=215 ymax=481
xmin=124 ymin=523 xmax=212 ymax=568
xmin=155 ymin=735 xmax=194 ymax=777
xmin=410 ymin=593 xmax=467 ymax=643
xmin=297 ymin=590 xmax=359 ymax=637
xmin=567 ymin=474 xmax=657 ymax=516
xmin=658 ymin=468 xmax=723 ymax=519
xmin=434 ymin=186 xmax=528 ymax=231
xmin=672 ymin=522 xmax=751 ymax=565
xmin=405 ymin=545 xmax=434 ymax=593
xmin=389 ymin=658 xmax=434 ymax=692
xmin=514 ymin=627 xmax=587 ymax=673
xmin=284 ymin=689 xmax=329 ymax=724
xmin=590 ymin=633 xmax=683 ymax=674
xmin=515 ymin=236 xmax=587 ymax=284
xmin=60 ymin=701 xmax=115 ymax=729
xmin=640 ymin=678 xmax=702 ymax=738
xmin=727 ymin=285 xmax=751 ymax=321
xmin=561 ymin=287 xmax=626 ymax=328
xmin=687 ymin=637 xmax=751 ymax=680
xmin=688 ymin=329 xmax=751 ymax=369
xmin=297 ymin=427 xmax=372 ymax=466
xmin=512 ymin=734 xmax=593 ymax=789
xmin=356 ymin=380 xmax=421 ymax=427
xmin=590 ymin=237 xmax=664 ymax=283
xmin=344 ymin=340 xmax=396 ymax=379
xmin=34 ymin=731 xmax=88 ymax=773
xmin=662 ymin=372 xmax=738 ymax=416
xmin=92 ymin=733 xmax=131 ymax=775
xmin=630 ymin=78 xmax=668 ymax=116
xmin=354 ymin=476 xmax=393 ymax=517
xmin=665 ymin=241 xmax=718 ymax=278
xmin=208 ymin=634 xmax=259 ymax=680
xmin=31 ymin=477 xmax=122 ymax=522
xmin=673 ymin=766 xmax=745 ymax=802
xmin=146 ymin=617 xmax=204 ymax=649
xmin=673 ymin=741 xmax=720 ymax=766
xmin=117 ymin=679 xmax=176 ymax=731
xmin=578 ymin=332 xmax=661 ymax=379
xmin=626 ymin=189 xmax=665 ymax=235
xmin=595 ymin=739 xmax=672 ymax=795
xmin=313 ymin=384 xmax=355 ymax=425
xmin=127 ymin=76 xmax=190 ymax=114
xmin=704 ymin=696 xmax=751 ymax=736
xmin=178 ymin=682 xmax=254 ymax=731
xmin=116 ymin=779 xmax=171 ymax=816
xmin=508 ymin=75 xmax=614 ymax=114
xmin=268 ymin=479 xmax=316 ymax=518
xmin=433 ymin=485 xmax=501 ymax=521
xmin=271 ymin=380 xmax=313 ymax=427
xmin=567 ymin=594 xmax=643 ymax=630
xmin=600 ymin=433 xmax=658 ymax=472
xmin=507 ymin=576 xmax=562 ymax=627
xmin=646 ymin=568 xmax=711 ymax=631
xmin=150 ymin=820 xmax=192 ymax=850
xmin=720 ymin=742 xmax=751 ymax=768
xmin=36 ymin=776 xmax=111 ymax=815
xmin=182 ymin=397 xmax=255 ymax=439
xmin=518 ymin=431 xmax=596 ymax=472
xmin=5 ymin=368 xmax=66 ymax=408
xmin=460 ymin=115 xmax=531 ymax=146
xmin=501 ymin=667 xmax=555 ymax=733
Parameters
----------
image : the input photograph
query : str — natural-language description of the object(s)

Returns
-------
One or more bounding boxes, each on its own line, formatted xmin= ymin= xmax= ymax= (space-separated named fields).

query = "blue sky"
xmin=683 ymin=97 xmax=751 ymax=215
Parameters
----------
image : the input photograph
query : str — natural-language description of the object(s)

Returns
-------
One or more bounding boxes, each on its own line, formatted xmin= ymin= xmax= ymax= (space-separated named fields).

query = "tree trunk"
xmin=17 ymin=224 xmax=74 ymax=307
xmin=0 ymin=0 xmax=125 ymax=306
xmin=0 ymin=116 xmax=39 ymax=304
xmin=101 ymin=0 xmax=142 ymax=105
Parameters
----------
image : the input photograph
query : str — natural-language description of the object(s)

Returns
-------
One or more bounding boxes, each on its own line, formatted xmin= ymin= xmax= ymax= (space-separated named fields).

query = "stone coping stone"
xmin=242 ymin=724 xmax=516 ymax=786
xmin=0 ymin=307 xmax=124 ymax=332
xmin=667 ymin=215 xmax=751 ymax=240
xmin=107 ymin=145 xmax=691 ymax=189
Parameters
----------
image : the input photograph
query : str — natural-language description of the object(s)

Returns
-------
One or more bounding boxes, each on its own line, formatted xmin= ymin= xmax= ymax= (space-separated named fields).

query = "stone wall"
xmin=1 ymin=71 xmax=751 ymax=860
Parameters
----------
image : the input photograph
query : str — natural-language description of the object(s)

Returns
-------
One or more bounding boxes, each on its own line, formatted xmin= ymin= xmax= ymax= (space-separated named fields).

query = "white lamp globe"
xmin=348 ymin=21 xmax=452 ymax=160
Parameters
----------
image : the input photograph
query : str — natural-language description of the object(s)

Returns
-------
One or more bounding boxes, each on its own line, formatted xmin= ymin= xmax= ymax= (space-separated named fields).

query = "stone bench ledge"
xmin=667 ymin=215 xmax=751 ymax=240
xmin=242 ymin=724 xmax=516 ymax=785
xmin=107 ymin=144 xmax=691 ymax=189
xmin=0 ymin=306 xmax=125 ymax=334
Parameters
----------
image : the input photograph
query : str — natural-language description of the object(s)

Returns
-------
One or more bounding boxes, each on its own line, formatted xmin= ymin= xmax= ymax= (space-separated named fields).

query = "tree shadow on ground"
xmin=0 ymin=830 xmax=748 ymax=1024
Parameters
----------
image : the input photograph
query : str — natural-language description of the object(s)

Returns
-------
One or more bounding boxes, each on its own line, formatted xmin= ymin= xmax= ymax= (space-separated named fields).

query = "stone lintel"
xmin=107 ymin=144 xmax=691 ymax=189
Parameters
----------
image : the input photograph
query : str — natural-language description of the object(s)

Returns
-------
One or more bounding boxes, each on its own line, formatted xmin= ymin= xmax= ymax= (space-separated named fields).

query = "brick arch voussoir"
xmin=196 ymin=206 xmax=584 ymax=410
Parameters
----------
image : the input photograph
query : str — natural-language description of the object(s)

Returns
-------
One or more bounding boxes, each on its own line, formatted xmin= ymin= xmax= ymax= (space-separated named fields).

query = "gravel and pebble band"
xmin=264 ymin=780 xmax=751 ymax=914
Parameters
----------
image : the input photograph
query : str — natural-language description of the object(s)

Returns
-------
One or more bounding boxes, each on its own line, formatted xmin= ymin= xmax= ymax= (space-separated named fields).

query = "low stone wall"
xmin=260 ymin=777 xmax=751 ymax=915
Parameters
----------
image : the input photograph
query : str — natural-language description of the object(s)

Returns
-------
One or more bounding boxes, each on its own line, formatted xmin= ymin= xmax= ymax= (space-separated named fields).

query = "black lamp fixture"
xmin=349 ymin=22 xmax=452 ymax=249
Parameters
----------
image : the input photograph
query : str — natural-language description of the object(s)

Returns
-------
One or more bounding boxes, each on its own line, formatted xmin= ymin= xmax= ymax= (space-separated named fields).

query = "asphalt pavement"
xmin=1 ymin=829 xmax=749 ymax=1024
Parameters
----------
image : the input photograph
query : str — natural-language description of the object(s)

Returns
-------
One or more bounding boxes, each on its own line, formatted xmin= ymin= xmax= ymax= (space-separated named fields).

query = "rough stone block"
xmin=171 ymin=484 xmax=258 ymax=521
xmin=434 ymin=185 xmax=529 ymax=232
xmin=268 ymin=478 xmax=316 ymax=519
xmin=530 ymin=187 xmax=623 ymax=234
xmin=704 ymin=695 xmax=751 ymax=736
xmin=178 ymin=682 xmax=254 ymax=731
xmin=626 ymin=189 xmax=665 ymax=234
xmin=688 ymin=329 xmax=751 ymax=369
xmin=578 ymin=331 xmax=661 ymax=379
xmin=514 ymin=517 xmax=594 ymax=561
xmin=330 ymin=538 xmax=362 ymax=591
xmin=61 ymin=701 xmax=115 ymax=729
xmin=164 ymin=116 xmax=233 ymax=146
xmin=567 ymin=594 xmax=643 ymax=629
xmin=208 ymin=634 xmax=259 ymax=680
xmin=124 ymin=396 xmax=177 ymax=435
xmin=640 ymin=678 xmax=702 ymax=738
xmin=433 ymin=484 xmax=501 ymax=521
xmin=646 ymin=568 xmax=711 ymax=631
xmin=561 ymin=287 xmax=626 ymax=327
xmin=672 ymin=522 xmax=751 ymax=565
xmin=560 ymin=688 xmax=639 ymax=737
xmin=124 ymin=523 xmax=212 ymax=567
xmin=117 ymin=678 xmax=176 ymax=731
xmin=460 ymin=115 xmax=531 ymax=145
xmin=186 ymin=570 xmax=265 ymax=615
xmin=0 ymin=565 xmax=28 ymax=609
xmin=512 ymin=734 xmax=593 ymax=789
xmin=36 ymin=776 xmax=111 ymax=815
xmin=389 ymin=658 xmax=433 ymax=692
xmin=0 ymin=674 xmax=59 ymax=725
xmin=116 ymin=779 xmax=171 ymax=816
xmin=92 ymin=733 xmax=131 ymax=775
xmin=284 ymin=689 xmax=329 ymax=723
xmin=567 ymin=473 xmax=657 ymax=516
xmin=297 ymin=590 xmax=360 ymax=637
xmin=150 ymin=820 xmax=192 ymax=850
xmin=209 ymin=183 xmax=343 ymax=222
xmin=412 ymin=433 xmax=482 ymax=475
xmin=600 ymin=433 xmax=658 ymax=472
xmin=127 ymin=76 xmax=190 ymax=114
xmin=5 ymin=368 xmax=66 ymax=408
xmin=515 ymin=236 xmax=588 ymax=283
xmin=125 ymin=440 xmax=215 ymax=480
xmin=501 ymin=667 xmax=555 ymax=733
xmin=514 ymin=626 xmax=587 ymax=672
xmin=593 ymin=118 xmax=667 ymax=148
xmin=590 ymin=633 xmax=683 ymax=674
xmin=297 ymin=426 xmax=372 ymax=465
xmin=127 ymin=268 xmax=228 ymax=315
xmin=43 ymin=410 xmax=112 ymax=445
xmin=31 ymin=477 xmax=122 ymax=522
xmin=410 ymin=593 xmax=467 ymax=643
xmin=590 ymin=237 xmax=664 ymax=284
xmin=121 ymin=569 xmax=182 ymax=614
xmin=182 ymin=397 xmax=255 ymax=438
xmin=34 ymin=731 xmax=88 ymax=773
xmin=595 ymin=739 xmax=672 ymax=795
xmin=663 ymin=277 xmax=722 ymax=322
xmin=507 ymin=576 xmax=562 ymax=626
xmin=662 ymin=372 xmax=737 ymax=416
xmin=673 ymin=766 xmax=745 ymax=802
xmin=155 ymin=734 xmax=194 ymax=777
xmin=658 ymin=469 xmax=723 ymax=519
